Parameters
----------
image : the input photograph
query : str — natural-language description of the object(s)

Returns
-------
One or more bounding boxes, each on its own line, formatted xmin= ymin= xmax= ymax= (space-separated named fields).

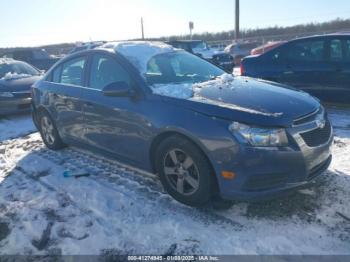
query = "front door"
xmin=80 ymin=53 xmax=151 ymax=167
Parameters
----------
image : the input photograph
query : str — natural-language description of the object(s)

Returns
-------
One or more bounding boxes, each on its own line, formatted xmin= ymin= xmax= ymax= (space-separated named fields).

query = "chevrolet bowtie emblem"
xmin=316 ymin=119 xmax=326 ymax=129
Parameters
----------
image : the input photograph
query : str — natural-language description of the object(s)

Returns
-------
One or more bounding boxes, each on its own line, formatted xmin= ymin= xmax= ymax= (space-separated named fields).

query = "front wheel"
xmin=155 ymin=136 xmax=215 ymax=206
xmin=38 ymin=111 xmax=65 ymax=150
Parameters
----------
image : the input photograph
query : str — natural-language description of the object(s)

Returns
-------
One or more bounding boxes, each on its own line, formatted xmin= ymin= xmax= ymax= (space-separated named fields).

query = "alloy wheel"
xmin=163 ymin=149 xmax=200 ymax=196
xmin=41 ymin=116 xmax=55 ymax=145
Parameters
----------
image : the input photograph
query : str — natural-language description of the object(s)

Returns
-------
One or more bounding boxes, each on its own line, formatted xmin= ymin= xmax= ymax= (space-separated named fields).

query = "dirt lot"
xmin=0 ymin=109 xmax=349 ymax=255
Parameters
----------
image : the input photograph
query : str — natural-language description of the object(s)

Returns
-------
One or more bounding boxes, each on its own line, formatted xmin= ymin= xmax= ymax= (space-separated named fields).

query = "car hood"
xmin=161 ymin=76 xmax=320 ymax=127
xmin=0 ymin=75 xmax=41 ymax=92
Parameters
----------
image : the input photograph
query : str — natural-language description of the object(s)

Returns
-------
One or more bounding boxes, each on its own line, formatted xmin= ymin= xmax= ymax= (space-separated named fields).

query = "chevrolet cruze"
xmin=31 ymin=41 xmax=333 ymax=206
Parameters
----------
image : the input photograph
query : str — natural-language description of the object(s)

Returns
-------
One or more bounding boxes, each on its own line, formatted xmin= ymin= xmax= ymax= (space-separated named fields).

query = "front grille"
xmin=300 ymin=120 xmax=332 ymax=147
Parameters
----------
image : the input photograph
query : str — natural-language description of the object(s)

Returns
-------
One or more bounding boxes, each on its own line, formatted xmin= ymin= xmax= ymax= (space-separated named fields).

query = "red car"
xmin=250 ymin=41 xmax=286 ymax=55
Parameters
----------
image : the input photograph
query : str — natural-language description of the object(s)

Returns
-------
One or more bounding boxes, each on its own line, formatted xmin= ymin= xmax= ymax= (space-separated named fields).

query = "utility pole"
xmin=189 ymin=21 xmax=194 ymax=40
xmin=141 ymin=17 xmax=145 ymax=40
xmin=235 ymin=0 xmax=240 ymax=40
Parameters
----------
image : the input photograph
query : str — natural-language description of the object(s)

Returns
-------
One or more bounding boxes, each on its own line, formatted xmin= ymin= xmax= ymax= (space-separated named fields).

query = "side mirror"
xmin=102 ymin=81 xmax=133 ymax=97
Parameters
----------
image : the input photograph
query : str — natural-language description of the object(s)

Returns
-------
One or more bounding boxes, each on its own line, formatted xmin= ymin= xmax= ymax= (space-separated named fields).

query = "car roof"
xmin=52 ymin=41 xmax=178 ymax=75
xmin=287 ymin=33 xmax=350 ymax=43
xmin=167 ymin=40 xmax=204 ymax=43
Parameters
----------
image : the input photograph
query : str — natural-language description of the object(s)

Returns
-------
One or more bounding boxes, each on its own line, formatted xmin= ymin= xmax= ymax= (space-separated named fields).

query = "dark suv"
xmin=241 ymin=34 xmax=350 ymax=104
xmin=32 ymin=41 xmax=333 ymax=206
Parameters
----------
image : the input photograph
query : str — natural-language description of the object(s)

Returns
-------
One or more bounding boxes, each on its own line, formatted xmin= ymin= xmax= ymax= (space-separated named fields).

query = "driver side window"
xmin=89 ymin=54 xmax=131 ymax=90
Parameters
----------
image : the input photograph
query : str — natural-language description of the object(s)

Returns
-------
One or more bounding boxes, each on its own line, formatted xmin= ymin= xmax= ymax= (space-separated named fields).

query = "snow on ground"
xmin=0 ymin=114 xmax=36 ymax=141
xmin=0 ymin=109 xmax=349 ymax=255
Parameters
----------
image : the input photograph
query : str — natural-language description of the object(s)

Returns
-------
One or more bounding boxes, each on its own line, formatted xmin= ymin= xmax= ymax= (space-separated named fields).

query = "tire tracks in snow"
xmin=2 ymin=133 xmax=243 ymax=231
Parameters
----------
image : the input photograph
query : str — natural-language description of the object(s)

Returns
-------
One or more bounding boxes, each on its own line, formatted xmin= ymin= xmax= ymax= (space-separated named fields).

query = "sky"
xmin=1 ymin=0 xmax=350 ymax=47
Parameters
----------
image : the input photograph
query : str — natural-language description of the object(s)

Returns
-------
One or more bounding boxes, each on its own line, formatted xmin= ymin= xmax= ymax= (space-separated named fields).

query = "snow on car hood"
xmin=1 ymin=72 xmax=32 ymax=81
xmin=101 ymin=41 xmax=175 ymax=76
xmin=151 ymin=74 xmax=320 ymax=122
xmin=152 ymin=74 xmax=282 ymax=117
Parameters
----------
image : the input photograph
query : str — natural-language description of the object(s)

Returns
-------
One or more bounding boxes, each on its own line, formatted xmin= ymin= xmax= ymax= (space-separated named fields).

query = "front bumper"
xmin=0 ymin=97 xmax=31 ymax=115
xmin=211 ymin=114 xmax=333 ymax=201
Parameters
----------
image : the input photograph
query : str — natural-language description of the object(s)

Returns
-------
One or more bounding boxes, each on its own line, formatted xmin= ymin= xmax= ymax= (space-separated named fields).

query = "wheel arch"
xmin=149 ymin=130 xmax=219 ymax=193
xmin=32 ymin=105 xmax=51 ymax=128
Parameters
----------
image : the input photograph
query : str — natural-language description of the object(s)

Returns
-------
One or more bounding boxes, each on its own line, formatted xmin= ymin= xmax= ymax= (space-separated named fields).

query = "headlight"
xmin=229 ymin=122 xmax=288 ymax=147
xmin=0 ymin=92 xmax=14 ymax=98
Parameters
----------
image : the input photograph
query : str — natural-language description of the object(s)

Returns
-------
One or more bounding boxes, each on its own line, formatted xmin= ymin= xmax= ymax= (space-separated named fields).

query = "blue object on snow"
xmin=63 ymin=170 xmax=90 ymax=178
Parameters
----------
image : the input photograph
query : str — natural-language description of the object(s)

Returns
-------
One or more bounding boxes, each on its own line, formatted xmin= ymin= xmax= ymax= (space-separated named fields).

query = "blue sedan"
xmin=31 ymin=41 xmax=333 ymax=206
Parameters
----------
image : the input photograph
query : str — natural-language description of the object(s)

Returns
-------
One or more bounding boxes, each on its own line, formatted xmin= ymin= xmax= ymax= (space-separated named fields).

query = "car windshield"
xmin=145 ymin=51 xmax=225 ymax=85
xmin=0 ymin=61 xmax=40 ymax=79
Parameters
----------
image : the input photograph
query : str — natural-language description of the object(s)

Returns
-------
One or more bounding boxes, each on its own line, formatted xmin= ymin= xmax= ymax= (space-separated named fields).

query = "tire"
xmin=38 ymin=110 xmax=65 ymax=150
xmin=155 ymin=135 xmax=215 ymax=207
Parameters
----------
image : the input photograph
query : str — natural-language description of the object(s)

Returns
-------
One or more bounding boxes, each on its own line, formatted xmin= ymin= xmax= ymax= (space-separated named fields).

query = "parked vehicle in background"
xmin=225 ymin=41 xmax=261 ymax=64
xmin=167 ymin=40 xmax=234 ymax=71
xmin=209 ymin=43 xmax=226 ymax=52
xmin=1 ymin=48 xmax=59 ymax=71
xmin=250 ymin=41 xmax=286 ymax=55
xmin=32 ymin=41 xmax=332 ymax=207
xmin=0 ymin=58 xmax=41 ymax=115
xmin=241 ymin=34 xmax=350 ymax=104
xmin=69 ymin=41 xmax=107 ymax=54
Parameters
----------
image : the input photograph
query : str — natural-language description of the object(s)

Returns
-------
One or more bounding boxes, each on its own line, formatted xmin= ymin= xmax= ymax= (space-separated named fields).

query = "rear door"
xmin=45 ymin=56 xmax=87 ymax=140
xmin=280 ymin=38 xmax=333 ymax=97
xmin=326 ymin=37 xmax=350 ymax=103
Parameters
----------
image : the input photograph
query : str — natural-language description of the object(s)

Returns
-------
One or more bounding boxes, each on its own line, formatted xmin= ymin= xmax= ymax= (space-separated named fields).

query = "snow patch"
xmin=0 ymin=115 xmax=36 ymax=142
xmin=1 ymin=72 xmax=31 ymax=81
xmin=151 ymin=74 xmax=282 ymax=117
xmin=0 ymin=110 xmax=350 ymax=254
xmin=101 ymin=41 xmax=175 ymax=76
xmin=151 ymin=73 xmax=234 ymax=99
xmin=151 ymin=83 xmax=193 ymax=99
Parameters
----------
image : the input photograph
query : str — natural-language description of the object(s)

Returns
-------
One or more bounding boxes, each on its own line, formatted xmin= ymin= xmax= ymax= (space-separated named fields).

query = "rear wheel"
xmin=39 ymin=111 xmax=65 ymax=150
xmin=155 ymin=136 xmax=215 ymax=206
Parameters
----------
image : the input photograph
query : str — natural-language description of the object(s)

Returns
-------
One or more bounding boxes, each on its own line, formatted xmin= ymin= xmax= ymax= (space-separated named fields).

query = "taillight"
xmin=240 ymin=63 xmax=245 ymax=76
